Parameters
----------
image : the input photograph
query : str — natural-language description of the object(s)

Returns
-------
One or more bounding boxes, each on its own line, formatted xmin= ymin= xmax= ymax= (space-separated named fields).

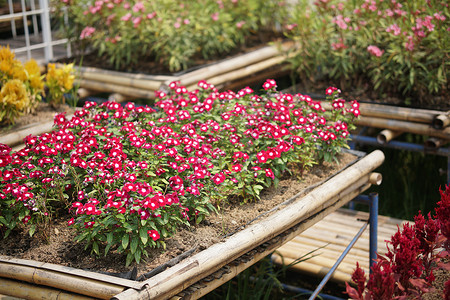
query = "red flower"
xmin=148 ymin=230 xmax=160 ymax=241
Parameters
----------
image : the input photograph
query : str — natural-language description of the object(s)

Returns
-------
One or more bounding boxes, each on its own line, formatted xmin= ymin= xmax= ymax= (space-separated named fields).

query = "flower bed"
xmin=0 ymin=79 xmax=376 ymax=298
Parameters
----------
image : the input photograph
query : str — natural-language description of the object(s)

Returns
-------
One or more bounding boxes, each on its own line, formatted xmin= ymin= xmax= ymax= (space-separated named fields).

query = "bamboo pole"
xmin=357 ymin=103 xmax=443 ymax=124
xmin=185 ymin=56 xmax=286 ymax=91
xmin=172 ymin=181 xmax=373 ymax=299
xmin=271 ymin=256 xmax=353 ymax=283
xmin=177 ymin=41 xmax=293 ymax=87
xmin=0 ymin=277 xmax=94 ymax=300
xmin=65 ymin=64 xmax=176 ymax=82
xmin=77 ymin=79 xmax=156 ymax=100
xmin=356 ymin=116 xmax=450 ymax=140
xmin=276 ymin=242 xmax=370 ymax=268
xmin=0 ymin=114 xmax=73 ymax=147
xmin=316 ymin=101 xmax=444 ymax=125
xmin=432 ymin=113 xmax=450 ymax=130
xmin=79 ymin=71 xmax=163 ymax=91
xmin=0 ymin=257 xmax=136 ymax=299
xmin=113 ymin=150 xmax=384 ymax=300
xmin=376 ymin=129 xmax=403 ymax=144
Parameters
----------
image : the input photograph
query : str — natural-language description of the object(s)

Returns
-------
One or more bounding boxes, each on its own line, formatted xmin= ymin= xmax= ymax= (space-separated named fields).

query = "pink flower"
xmin=132 ymin=17 xmax=142 ymax=28
xmin=367 ymin=45 xmax=384 ymax=57
xmin=211 ymin=12 xmax=219 ymax=21
xmin=386 ymin=24 xmax=401 ymax=36
xmin=121 ymin=13 xmax=132 ymax=22
xmin=405 ymin=35 xmax=414 ymax=51
xmin=132 ymin=1 xmax=144 ymax=12
xmin=80 ymin=26 xmax=95 ymax=39
xmin=174 ymin=22 xmax=181 ymax=28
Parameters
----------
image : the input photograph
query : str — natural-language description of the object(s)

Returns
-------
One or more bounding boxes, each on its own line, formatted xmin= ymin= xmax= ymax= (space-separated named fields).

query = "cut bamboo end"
xmin=77 ymin=87 xmax=94 ymax=99
xmin=376 ymin=129 xmax=403 ymax=144
xmin=424 ymin=137 xmax=445 ymax=149
xmin=369 ymin=172 xmax=382 ymax=185
xmin=432 ymin=114 xmax=450 ymax=130
xmin=108 ymin=93 xmax=134 ymax=103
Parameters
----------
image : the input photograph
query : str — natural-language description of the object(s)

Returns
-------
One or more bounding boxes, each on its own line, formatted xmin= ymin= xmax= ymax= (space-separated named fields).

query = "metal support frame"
xmin=307 ymin=193 xmax=379 ymax=300
xmin=350 ymin=134 xmax=450 ymax=184
xmin=1 ymin=0 xmax=71 ymax=63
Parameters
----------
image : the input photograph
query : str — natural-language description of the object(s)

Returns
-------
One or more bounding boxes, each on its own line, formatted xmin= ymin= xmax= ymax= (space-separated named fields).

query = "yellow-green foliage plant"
xmin=0 ymin=46 xmax=44 ymax=125
xmin=0 ymin=46 xmax=76 ymax=125
xmin=45 ymin=63 xmax=75 ymax=107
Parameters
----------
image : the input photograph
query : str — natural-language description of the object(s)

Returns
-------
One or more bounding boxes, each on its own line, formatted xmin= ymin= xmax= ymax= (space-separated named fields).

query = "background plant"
xmin=0 ymin=79 xmax=359 ymax=265
xmin=0 ymin=46 xmax=77 ymax=124
xmin=0 ymin=46 xmax=43 ymax=124
xmin=284 ymin=0 xmax=449 ymax=106
xmin=346 ymin=184 xmax=450 ymax=299
xmin=55 ymin=0 xmax=289 ymax=72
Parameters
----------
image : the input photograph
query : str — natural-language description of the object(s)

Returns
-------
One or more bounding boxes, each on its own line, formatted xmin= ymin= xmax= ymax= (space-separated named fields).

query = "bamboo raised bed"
xmin=67 ymin=41 xmax=293 ymax=100
xmin=0 ymin=150 xmax=385 ymax=300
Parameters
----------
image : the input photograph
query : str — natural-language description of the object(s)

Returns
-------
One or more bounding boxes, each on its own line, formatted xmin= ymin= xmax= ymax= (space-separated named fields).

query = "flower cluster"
xmin=0 ymin=79 xmax=359 ymax=265
xmin=0 ymin=46 xmax=43 ymax=124
xmin=284 ymin=0 xmax=449 ymax=105
xmin=0 ymin=46 xmax=77 ymax=124
xmin=45 ymin=63 xmax=75 ymax=106
xmin=56 ymin=0 xmax=289 ymax=71
xmin=346 ymin=185 xmax=450 ymax=299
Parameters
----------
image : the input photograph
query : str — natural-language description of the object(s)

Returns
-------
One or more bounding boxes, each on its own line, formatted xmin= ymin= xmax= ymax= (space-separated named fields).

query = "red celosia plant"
xmin=346 ymin=185 xmax=450 ymax=299
xmin=0 ymin=79 xmax=359 ymax=265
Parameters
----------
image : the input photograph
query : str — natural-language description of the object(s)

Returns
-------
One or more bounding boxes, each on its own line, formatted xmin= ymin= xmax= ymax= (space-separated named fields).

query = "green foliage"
xmin=284 ymin=0 xmax=449 ymax=105
xmin=56 ymin=0 xmax=289 ymax=72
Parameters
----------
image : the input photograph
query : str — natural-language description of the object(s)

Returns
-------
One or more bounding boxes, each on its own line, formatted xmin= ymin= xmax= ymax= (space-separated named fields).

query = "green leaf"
xmin=130 ymin=236 xmax=138 ymax=254
xmin=106 ymin=232 xmax=113 ymax=244
xmin=135 ymin=248 xmax=142 ymax=264
xmin=125 ymin=252 xmax=133 ymax=267
xmin=122 ymin=235 xmax=129 ymax=250
xmin=29 ymin=225 xmax=36 ymax=237
xmin=0 ymin=216 xmax=7 ymax=225
xmin=104 ymin=243 xmax=112 ymax=256
xmin=139 ymin=228 xmax=148 ymax=245
xmin=93 ymin=241 xmax=100 ymax=256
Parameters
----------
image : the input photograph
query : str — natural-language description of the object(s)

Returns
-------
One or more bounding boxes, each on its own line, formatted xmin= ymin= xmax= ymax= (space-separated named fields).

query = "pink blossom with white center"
xmin=367 ymin=45 xmax=384 ymax=57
